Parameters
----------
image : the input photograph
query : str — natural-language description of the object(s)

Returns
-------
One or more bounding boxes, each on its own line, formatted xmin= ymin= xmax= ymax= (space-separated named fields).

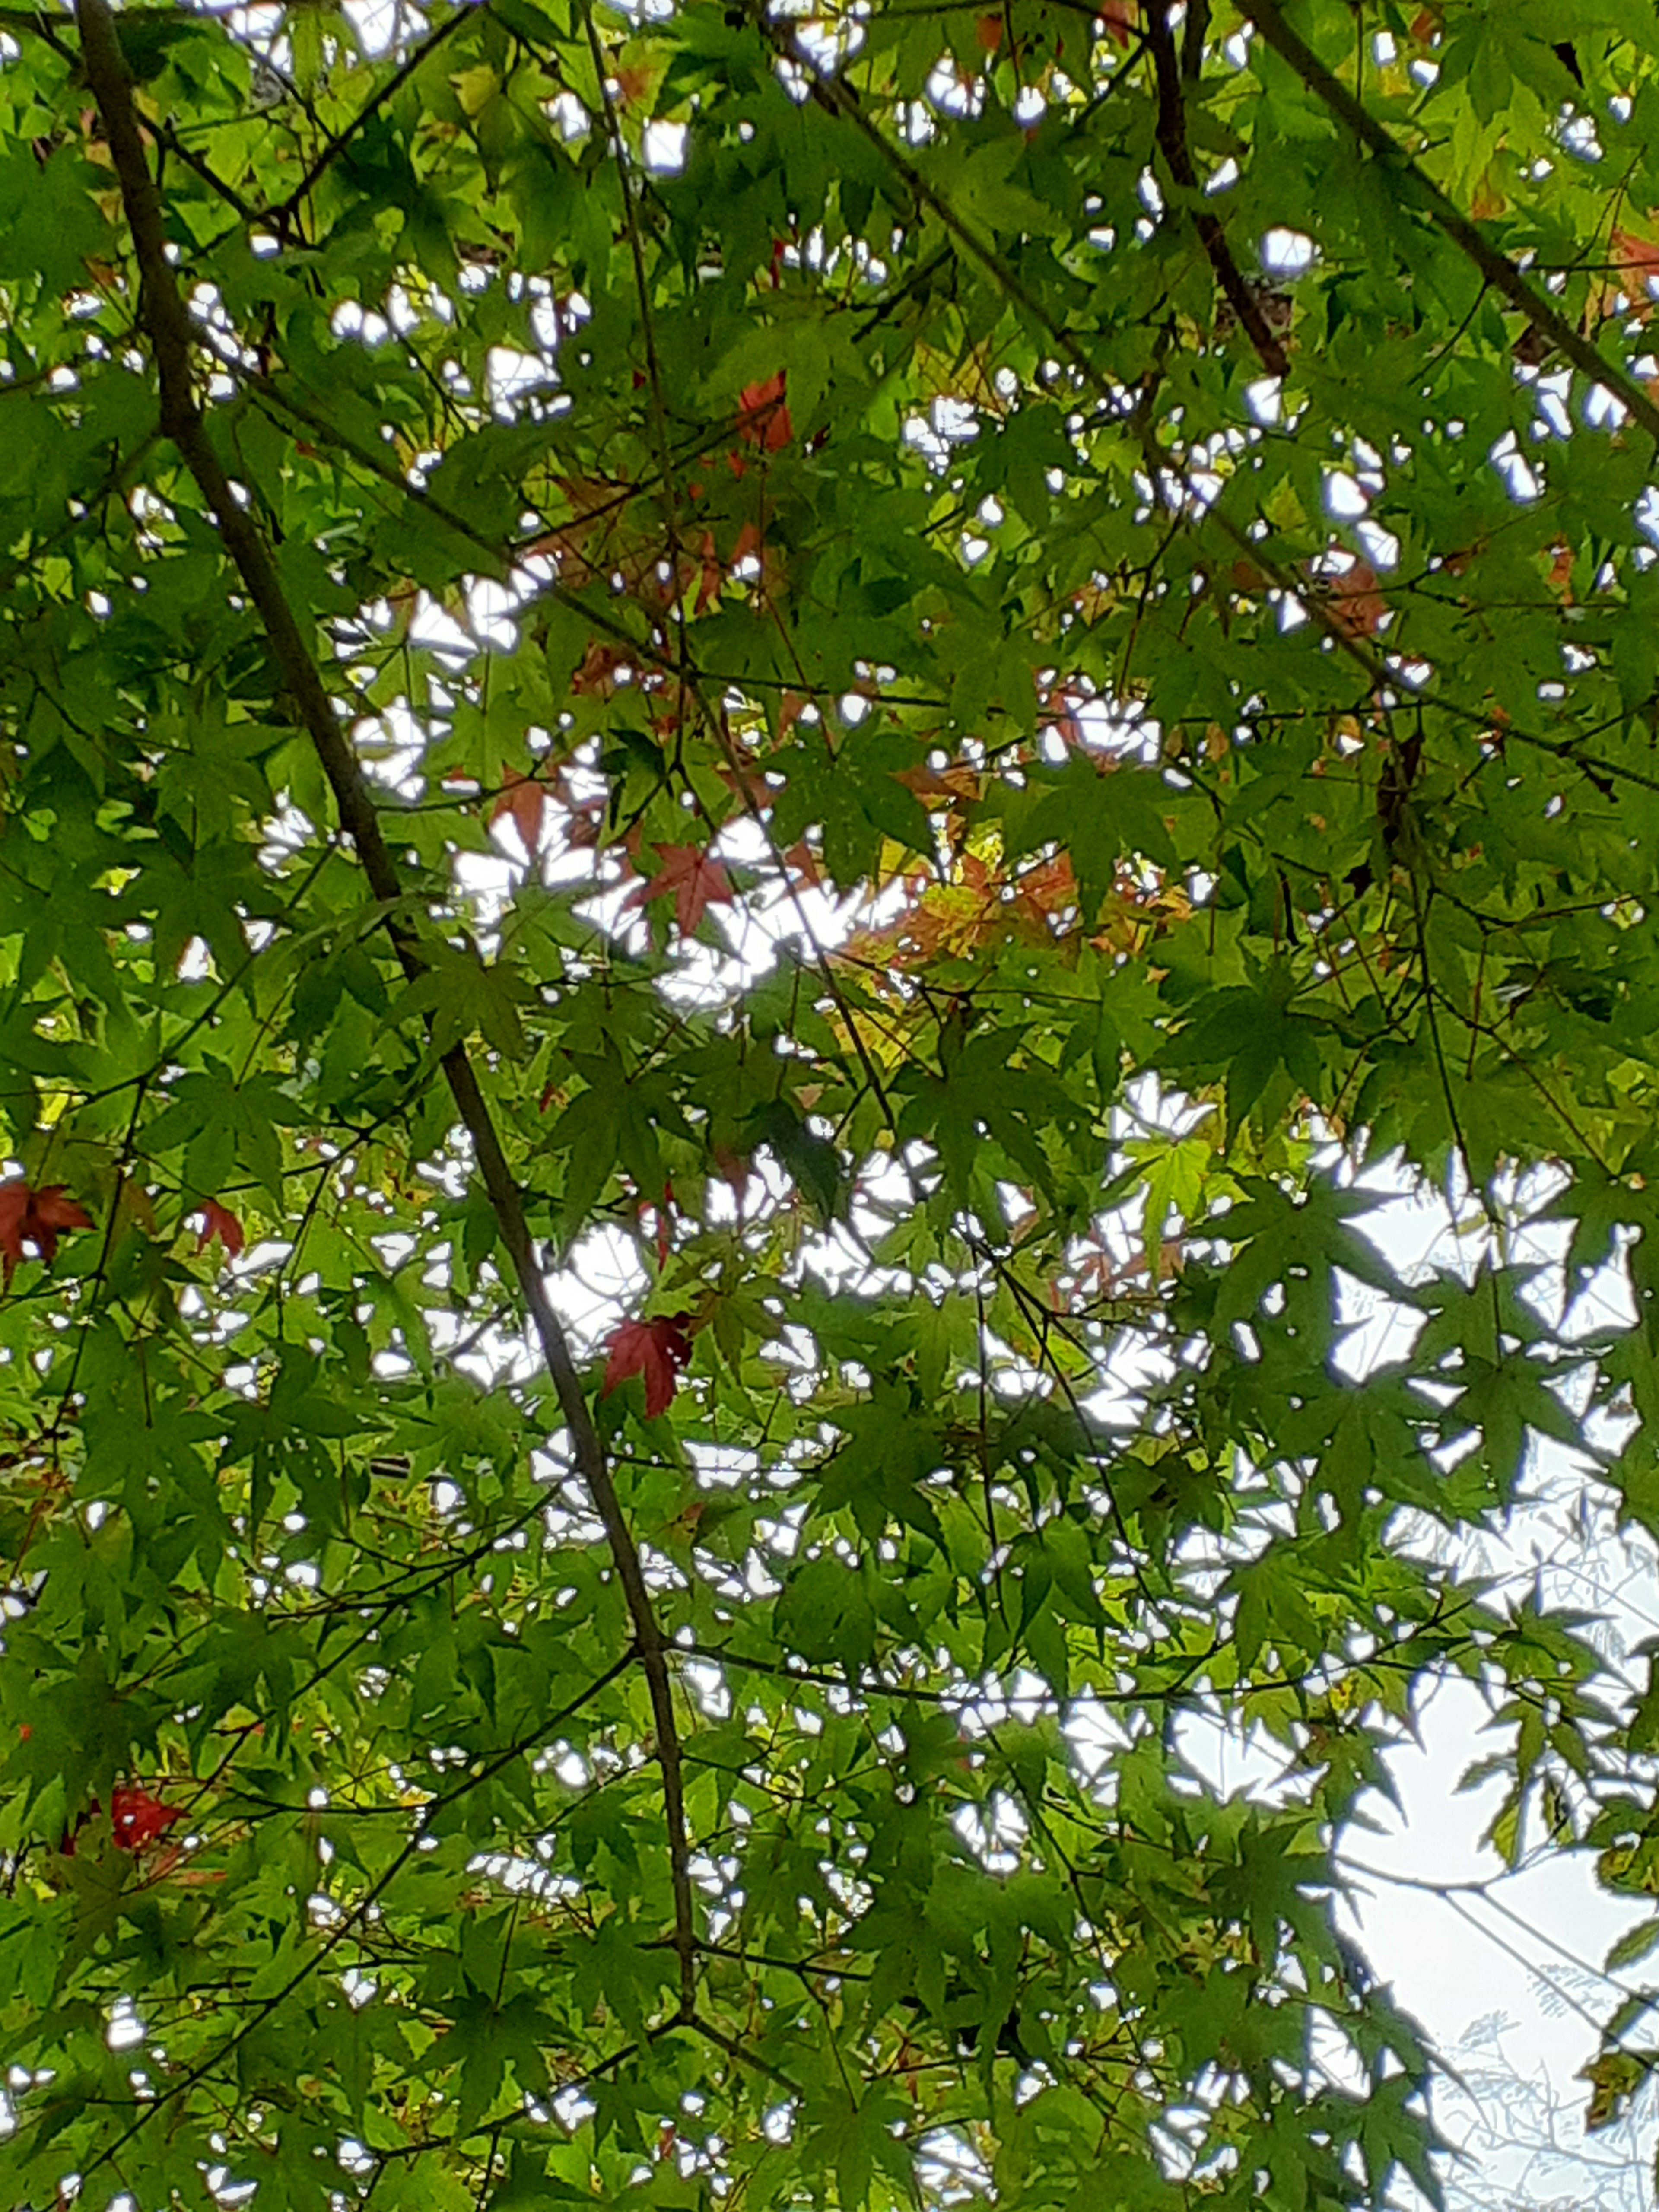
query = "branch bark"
xmin=1243 ymin=0 xmax=1659 ymax=445
xmin=1144 ymin=2 xmax=1287 ymax=379
xmin=73 ymin=0 xmax=698 ymax=2014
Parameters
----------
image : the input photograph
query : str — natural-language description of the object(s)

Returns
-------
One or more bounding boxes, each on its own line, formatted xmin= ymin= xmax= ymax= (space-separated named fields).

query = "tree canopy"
xmin=4 ymin=0 xmax=1659 ymax=2204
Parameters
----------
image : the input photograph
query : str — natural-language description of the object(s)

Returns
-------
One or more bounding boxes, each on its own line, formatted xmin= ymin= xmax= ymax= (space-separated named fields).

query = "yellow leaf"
xmin=451 ymin=63 xmax=500 ymax=118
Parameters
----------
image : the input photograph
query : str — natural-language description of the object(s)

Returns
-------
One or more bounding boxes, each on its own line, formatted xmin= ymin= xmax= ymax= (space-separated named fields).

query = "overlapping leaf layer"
xmin=4 ymin=0 xmax=1659 ymax=2204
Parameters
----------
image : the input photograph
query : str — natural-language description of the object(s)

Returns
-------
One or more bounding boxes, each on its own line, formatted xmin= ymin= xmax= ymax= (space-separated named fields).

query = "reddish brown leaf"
xmin=491 ymin=766 xmax=547 ymax=853
xmin=1325 ymin=560 xmax=1388 ymax=639
xmin=627 ymin=843 xmax=735 ymax=935
xmin=780 ymin=837 xmax=823 ymax=893
xmin=712 ymin=1145 xmax=753 ymax=1199
xmin=112 ymin=1784 xmax=186 ymax=1851
xmin=195 ymin=1198 xmax=245 ymax=1260
xmin=601 ymin=1313 xmax=695 ymax=1419
xmin=1100 ymin=0 xmax=1133 ymax=48
xmin=736 ymin=371 xmax=792 ymax=453
xmin=0 ymin=1181 xmax=92 ymax=1287
xmin=64 ymin=1784 xmax=185 ymax=1857
xmin=975 ymin=12 xmax=1003 ymax=51
xmin=1613 ymin=228 xmax=1659 ymax=317
xmin=777 ymin=691 xmax=809 ymax=739
xmin=641 ymin=1180 xmax=677 ymax=1267
xmin=570 ymin=641 xmax=631 ymax=697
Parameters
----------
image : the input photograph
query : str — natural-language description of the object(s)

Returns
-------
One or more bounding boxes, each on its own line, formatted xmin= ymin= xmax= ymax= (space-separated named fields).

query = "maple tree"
xmin=5 ymin=0 xmax=1659 ymax=2207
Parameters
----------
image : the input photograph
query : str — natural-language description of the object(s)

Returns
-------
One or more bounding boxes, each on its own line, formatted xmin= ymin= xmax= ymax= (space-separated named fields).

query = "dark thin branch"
xmin=687 ymin=2011 xmax=803 ymax=2094
xmin=1244 ymin=0 xmax=1659 ymax=445
xmin=747 ymin=0 xmax=1659 ymax=830
xmin=1144 ymin=1 xmax=1287 ymax=378
xmin=1179 ymin=0 xmax=1209 ymax=79
xmin=152 ymin=111 xmax=259 ymax=223
xmin=74 ymin=0 xmax=699 ymax=2081
xmin=266 ymin=0 xmax=476 ymax=235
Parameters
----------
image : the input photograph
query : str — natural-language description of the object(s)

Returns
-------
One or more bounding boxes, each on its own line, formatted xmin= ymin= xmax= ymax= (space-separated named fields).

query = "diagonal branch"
xmin=74 ymin=0 xmax=699 ymax=2027
xmin=1243 ymin=0 xmax=1659 ymax=444
xmin=266 ymin=0 xmax=477 ymax=236
xmin=1144 ymin=2 xmax=1287 ymax=378
xmin=752 ymin=0 xmax=1659 ymax=824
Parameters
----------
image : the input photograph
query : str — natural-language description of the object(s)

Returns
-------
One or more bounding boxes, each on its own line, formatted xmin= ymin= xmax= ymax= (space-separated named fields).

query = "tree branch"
xmin=1243 ymin=0 xmax=1659 ymax=444
xmin=73 ymin=0 xmax=699 ymax=2027
xmin=265 ymin=0 xmax=477 ymax=236
xmin=1144 ymin=1 xmax=1287 ymax=378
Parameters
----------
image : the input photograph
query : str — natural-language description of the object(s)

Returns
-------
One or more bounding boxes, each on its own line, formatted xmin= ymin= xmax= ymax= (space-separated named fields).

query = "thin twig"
xmin=1243 ymin=0 xmax=1659 ymax=444
xmin=266 ymin=0 xmax=477 ymax=235
xmin=1144 ymin=1 xmax=1287 ymax=378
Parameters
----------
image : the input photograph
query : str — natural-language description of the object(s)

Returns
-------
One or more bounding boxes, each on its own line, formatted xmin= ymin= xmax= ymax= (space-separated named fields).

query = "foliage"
xmin=5 ymin=0 xmax=1659 ymax=2204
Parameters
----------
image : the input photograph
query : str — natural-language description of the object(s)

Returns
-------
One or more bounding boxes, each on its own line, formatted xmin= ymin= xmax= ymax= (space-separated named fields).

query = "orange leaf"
xmin=1613 ymin=227 xmax=1659 ymax=318
xmin=736 ymin=371 xmax=792 ymax=453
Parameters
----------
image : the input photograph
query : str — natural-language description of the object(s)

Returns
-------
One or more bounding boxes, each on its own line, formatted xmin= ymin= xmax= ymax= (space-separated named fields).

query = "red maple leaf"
xmin=601 ymin=1313 xmax=695 ymax=1418
xmin=112 ymin=1784 xmax=186 ymax=1850
xmin=736 ymin=371 xmax=792 ymax=453
xmin=0 ymin=1181 xmax=92 ymax=1287
xmin=194 ymin=1198 xmax=245 ymax=1260
xmin=491 ymin=766 xmax=547 ymax=853
xmin=63 ymin=1784 xmax=185 ymax=1856
xmin=627 ymin=843 xmax=735 ymax=935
